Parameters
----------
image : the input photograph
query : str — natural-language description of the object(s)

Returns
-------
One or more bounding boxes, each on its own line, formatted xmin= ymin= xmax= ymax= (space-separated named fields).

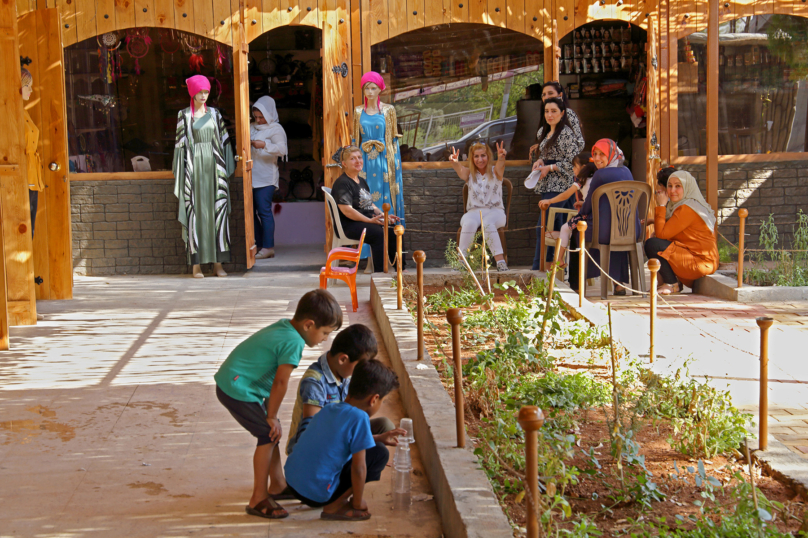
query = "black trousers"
xmin=341 ymin=219 xmax=402 ymax=273
xmin=289 ymin=440 xmax=390 ymax=507
xmin=644 ymin=237 xmax=679 ymax=285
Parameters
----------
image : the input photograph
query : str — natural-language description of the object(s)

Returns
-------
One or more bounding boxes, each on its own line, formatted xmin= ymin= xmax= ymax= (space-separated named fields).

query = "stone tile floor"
xmin=581 ymin=273 xmax=808 ymax=460
xmin=0 ymin=272 xmax=441 ymax=538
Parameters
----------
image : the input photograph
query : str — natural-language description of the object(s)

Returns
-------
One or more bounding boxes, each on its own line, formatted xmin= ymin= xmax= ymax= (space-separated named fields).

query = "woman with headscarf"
xmin=250 ymin=96 xmax=287 ymax=260
xmin=566 ymin=139 xmax=636 ymax=295
xmin=645 ymin=171 xmax=719 ymax=295
xmin=173 ymin=74 xmax=235 ymax=278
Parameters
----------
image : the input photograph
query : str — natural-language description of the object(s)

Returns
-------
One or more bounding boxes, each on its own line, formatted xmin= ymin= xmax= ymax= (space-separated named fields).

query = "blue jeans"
xmin=253 ymin=185 xmax=276 ymax=250
xmin=532 ymin=192 xmax=574 ymax=270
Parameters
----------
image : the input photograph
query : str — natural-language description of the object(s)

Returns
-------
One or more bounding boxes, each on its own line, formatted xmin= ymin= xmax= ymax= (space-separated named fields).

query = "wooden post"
xmin=395 ymin=225 xmax=404 ymax=310
xmin=757 ymin=317 xmax=774 ymax=451
xmin=447 ymin=307 xmax=465 ymax=448
xmin=577 ymin=221 xmax=587 ymax=307
xmin=383 ymin=203 xmax=390 ymax=274
xmin=414 ymin=250 xmax=426 ymax=360
xmin=518 ymin=406 xmax=545 ymax=538
xmin=648 ymin=259 xmax=661 ymax=363
xmin=539 ymin=206 xmax=547 ymax=272
xmin=706 ymin=0 xmax=719 ymax=214
xmin=540 ymin=238 xmax=562 ymax=342
xmin=738 ymin=208 xmax=748 ymax=288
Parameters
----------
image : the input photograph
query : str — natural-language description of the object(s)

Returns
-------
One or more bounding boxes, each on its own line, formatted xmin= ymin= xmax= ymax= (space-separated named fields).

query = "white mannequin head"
xmin=363 ymin=83 xmax=381 ymax=107
xmin=193 ymin=90 xmax=209 ymax=110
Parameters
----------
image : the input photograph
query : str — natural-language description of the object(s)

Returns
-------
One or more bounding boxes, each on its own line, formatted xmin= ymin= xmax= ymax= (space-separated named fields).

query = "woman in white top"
xmin=250 ymin=96 xmax=288 ymax=259
xmin=449 ymin=140 xmax=509 ymax=272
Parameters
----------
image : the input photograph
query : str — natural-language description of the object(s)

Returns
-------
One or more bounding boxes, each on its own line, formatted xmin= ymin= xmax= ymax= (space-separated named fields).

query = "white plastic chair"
xmin=322 ymin=186 xmax=374 ymax=273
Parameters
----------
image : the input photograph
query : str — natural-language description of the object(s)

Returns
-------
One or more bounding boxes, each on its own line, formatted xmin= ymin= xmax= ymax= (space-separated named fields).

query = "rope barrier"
xmin=405 ymin=224 xmax=548 ymax=235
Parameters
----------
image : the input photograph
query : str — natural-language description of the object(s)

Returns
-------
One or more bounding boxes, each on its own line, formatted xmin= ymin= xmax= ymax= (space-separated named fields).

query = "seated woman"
xmin=449 ymin=141 xmax=509 ymax=272
xmin=331 ymin=146 xmax=400 ymax=273
xmin=566 ymin=139 xmax=635 ymax=295
xmin=645 ymin=170 xmax=719 ymax=295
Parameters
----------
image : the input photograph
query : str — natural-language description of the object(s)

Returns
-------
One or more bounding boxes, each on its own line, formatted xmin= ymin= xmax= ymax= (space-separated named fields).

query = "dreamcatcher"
xmin=216 ymin=43 xmax=231 ymax=74
xmin=97 ymin=32 xmax=123 ymax=83
xmin=183 ymin=35 xmax=205 ymax=73
xmin=125 ymin=28 xmax=152 ymax=75
xmin=159 ymin=29 xmax=181 ymax=71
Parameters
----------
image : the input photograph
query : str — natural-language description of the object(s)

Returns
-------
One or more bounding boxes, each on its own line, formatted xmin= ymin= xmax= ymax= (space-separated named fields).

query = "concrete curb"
xmin=371 ymin=276 xmax=514 ymax=538
xmin=693 ymin=272 xmax=808 ymax=302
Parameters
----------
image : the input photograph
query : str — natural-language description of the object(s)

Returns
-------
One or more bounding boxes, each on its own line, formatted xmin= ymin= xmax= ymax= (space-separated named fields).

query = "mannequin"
xmin=21 ymin=65 xmax=44 ymax=237
xmin=352 ymin=72 xmax=405 ymax=242
xmin=172 ymin=75 xmax=235 ymax=278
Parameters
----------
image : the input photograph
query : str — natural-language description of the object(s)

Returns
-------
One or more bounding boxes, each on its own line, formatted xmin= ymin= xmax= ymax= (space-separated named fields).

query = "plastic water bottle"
xmin=392 ymin=444 xmax=412 ymax=510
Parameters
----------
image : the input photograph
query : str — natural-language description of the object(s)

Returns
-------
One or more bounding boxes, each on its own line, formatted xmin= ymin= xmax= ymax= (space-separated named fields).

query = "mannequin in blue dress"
xmin=352 ymin=71 xmax=405 ymax=260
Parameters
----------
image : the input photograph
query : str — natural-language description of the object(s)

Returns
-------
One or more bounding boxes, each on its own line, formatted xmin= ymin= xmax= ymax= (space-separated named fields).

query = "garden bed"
xmin=403 ymin=277 xmax=805 ymax=536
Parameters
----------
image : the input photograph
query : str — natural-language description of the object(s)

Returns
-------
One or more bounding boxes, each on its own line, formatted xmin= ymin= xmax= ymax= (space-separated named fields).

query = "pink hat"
xmin=360 ymin=71 xmax=385 ymax=110
xmin=187 ymin=75 xmax=211 ymax=114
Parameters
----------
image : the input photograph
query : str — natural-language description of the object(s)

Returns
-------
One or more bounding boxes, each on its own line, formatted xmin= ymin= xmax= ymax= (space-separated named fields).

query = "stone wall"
xmin=71 ymin=178 xmax=247 ymax=276
xmin=676 ymin=161 xmax=808 ymax=250
xmin=403 ymin=167 xmax=542 ymax=268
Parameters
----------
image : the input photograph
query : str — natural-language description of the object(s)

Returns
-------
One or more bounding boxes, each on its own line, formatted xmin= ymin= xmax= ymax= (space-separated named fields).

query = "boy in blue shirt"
xmin=284 ymin=358 xmax=399 ymax=521
xmin=214 ymin=289 xmax=342 ymax=520
xmin=285 ymin=324 xmax=402 ymax=456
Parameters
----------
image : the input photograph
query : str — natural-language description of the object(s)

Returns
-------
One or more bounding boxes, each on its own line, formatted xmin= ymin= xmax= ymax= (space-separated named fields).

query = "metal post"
xmin=395 ymin=225 xmax=404 ymax=310
xmin=738 ymin=208 xmax=748 ymax=288
xmin=383 ymin=203 xmax=391 ymax=274
xmin=648 ymin=259 xmax=660 ymax=363
xmin=539 ymin=207 xmax=547 ymax=272
xmin=447 ymin=308 xmax=465 ymax=448
xmin=414 ymin=251 xmax=426 ymax=360
xmin=757 ymin=317 xmax=774 ymax=450
xmin=518 ymin=406 xmax=545 ymax=538
xmin=577 ymin=221 xmax=587 ymax=307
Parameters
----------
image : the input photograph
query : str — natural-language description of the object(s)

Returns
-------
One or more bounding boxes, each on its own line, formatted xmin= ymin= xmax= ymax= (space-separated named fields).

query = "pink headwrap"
xmin=187 ymin=75 xmax=211 ymax=114
xmin=360 ymin=71 xmax=385 ymax=110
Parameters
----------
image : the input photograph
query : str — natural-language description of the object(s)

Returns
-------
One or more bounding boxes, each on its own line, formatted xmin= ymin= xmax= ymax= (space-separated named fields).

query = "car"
xmin=421 ymin=116 xmax=518 ymax=161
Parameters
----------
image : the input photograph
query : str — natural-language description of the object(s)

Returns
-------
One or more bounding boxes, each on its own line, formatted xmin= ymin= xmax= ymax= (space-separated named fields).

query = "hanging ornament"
xmin=97 ymin=33 xmax=122 ymax=83
xmin=126 ymin=28 xmax=152 ymax=75
xmin=183 ymin=35 xmax=205 ymax=73
xmin=216 ymin=43 xmax=231 ymax=74
xmin=159 ymin=29 xmax=181 ymax=72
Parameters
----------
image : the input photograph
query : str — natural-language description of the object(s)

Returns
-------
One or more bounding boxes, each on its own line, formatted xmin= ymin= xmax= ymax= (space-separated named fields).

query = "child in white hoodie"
xmin=250 ymin=96 xmax=288 ymax=259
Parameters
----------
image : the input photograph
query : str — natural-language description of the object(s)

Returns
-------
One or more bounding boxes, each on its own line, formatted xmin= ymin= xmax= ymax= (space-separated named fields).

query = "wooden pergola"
xmin=0 ymin=0 xmax=802 ymax=348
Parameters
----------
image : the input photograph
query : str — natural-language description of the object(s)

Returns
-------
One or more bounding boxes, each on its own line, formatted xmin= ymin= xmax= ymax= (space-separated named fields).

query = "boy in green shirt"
xmin=214 ymin=289 xmax=342 ymax=519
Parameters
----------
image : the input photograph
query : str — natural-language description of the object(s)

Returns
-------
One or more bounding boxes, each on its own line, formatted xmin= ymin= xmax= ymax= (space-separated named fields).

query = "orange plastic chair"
xmin=319 ymin=229 xmax=366 ymax=312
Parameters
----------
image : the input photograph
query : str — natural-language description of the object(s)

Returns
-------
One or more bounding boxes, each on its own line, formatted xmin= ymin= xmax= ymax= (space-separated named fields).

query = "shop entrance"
xmin=247 ymin=26 xmax=325 ymax=248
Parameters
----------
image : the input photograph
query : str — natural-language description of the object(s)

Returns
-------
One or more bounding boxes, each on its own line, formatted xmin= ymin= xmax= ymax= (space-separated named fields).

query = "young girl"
xmin=538 ymin=153 xmax=596 ymax=268
xmin=449 ymin=140 xmax=510 ymax=272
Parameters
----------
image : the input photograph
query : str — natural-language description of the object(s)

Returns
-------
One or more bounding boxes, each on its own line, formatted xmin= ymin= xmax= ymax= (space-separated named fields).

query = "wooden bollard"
xmin=383 ymin=203 xmax=391 ymax=274
xmin=648 ymin=259 xmax=661 ymax=363
xmin=540 ymin=237 xmax=562 ymax=342
xmin=395 ymin=225 xmax=404 ymax=310
xmin=539 ymin=206 xmax=547 ymax=272
xmin=738 ymin=208 xmax=748 ymax=288
xmin=757 ymin=317 xmax=774 ymax=450
xmin=518 ymin=406 xmax=545 ymax=538
xmin=447 ymin=308 xmax=465 ymax=448
xmin=577 ymin=221 xmax=587 ymax=307
xmin=414 ymin=250 xmax=426 ymax=360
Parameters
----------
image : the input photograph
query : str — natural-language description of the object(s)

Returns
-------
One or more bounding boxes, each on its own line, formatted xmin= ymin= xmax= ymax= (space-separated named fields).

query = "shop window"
xmin=558 ymin=22 xmax=648 ymax=166
xmin=677 ymin=15 xmax=808 ymax=156
xmin=248 ymin=26 xmax=323 ymax=203
xmin=371 ymin=24 xmax=544 ymax=161
xmin=65 ymin=30 xmax=235 ymax=173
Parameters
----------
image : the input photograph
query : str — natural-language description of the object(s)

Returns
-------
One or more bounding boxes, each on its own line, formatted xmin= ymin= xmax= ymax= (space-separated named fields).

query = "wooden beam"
xmin=350 ymin=0 xmax=362 ymax=108
xmin=706 ymin=0 xmax=718 ymax=212
xmin=0 ymin=0 xmax=17 ymax=345
xmin=70 ymin=171 xmax=175 ymax=180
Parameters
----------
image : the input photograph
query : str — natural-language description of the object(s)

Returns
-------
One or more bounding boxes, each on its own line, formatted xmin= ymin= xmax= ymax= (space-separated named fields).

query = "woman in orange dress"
xmin=644 ymin=170 xmax=719 ymax=295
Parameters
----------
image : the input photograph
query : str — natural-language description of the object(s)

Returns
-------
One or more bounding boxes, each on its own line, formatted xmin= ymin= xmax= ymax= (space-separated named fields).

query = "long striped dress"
xmin=172 ymin=107 xmax=235 ymax=265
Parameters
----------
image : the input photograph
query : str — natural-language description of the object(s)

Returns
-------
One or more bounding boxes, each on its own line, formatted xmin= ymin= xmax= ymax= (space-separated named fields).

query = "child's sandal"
xmin=245 ymin=497 xmax=289 ymax=519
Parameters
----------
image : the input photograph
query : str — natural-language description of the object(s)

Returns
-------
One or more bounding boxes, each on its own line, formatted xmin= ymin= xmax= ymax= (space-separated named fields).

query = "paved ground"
xmin=579 ymin=272 xmax=808 ymax=460
xmin=0 ymin=272 xmax=441 ymax=537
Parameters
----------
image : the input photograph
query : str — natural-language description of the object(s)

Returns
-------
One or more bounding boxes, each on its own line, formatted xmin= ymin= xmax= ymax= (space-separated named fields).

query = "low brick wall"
xmin=71 ymin=178 xmax=246 ymax=276
xmin=403 ymin=166 xmax=541 ymax=268
xmin=677 ymin=161 xmax=808 ymax=249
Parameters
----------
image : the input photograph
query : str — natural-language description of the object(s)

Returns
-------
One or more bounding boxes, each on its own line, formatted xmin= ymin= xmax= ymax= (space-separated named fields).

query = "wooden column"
xmin=0 ymin=0 xmax=36 ymax=326
xmin=705 ymin=0 xmax=719 ymax=214
xmin=646 ymin=13 xmax=660 ymax=193
xmin=234 ymin=0 xmax=255 ymax=269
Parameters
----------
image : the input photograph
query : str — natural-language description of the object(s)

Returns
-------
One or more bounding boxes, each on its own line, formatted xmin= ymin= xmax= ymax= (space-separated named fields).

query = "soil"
xmin=404 ymin=282 xmax=805 ymax=536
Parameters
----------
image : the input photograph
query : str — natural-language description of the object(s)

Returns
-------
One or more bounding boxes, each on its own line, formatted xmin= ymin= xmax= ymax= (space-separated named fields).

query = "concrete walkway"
xmin=0 ymin=272 xmax=441 ymax=537
xmin=579 ymin=275 xmax=808 ymax=460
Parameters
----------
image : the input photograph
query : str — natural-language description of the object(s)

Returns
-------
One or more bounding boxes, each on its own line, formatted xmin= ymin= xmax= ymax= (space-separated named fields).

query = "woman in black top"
xmin=331 ymin=146 xmax=400 ymax=272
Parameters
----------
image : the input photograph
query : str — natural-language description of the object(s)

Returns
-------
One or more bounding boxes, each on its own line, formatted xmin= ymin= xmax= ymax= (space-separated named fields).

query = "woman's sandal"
xmin=658 ymin=283 xmax=681 ymax=296
xmin=245 ymin=497 xmax=289 ymax=519
xmin=320 ymin=504 xmax=371 ymax=521
xmin=613 ymin=285 xmax=627 ymax=296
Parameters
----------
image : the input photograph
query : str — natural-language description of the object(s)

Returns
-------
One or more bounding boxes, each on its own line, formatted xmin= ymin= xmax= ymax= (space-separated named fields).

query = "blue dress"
xmin=353 ymin=106 xmax=406 ymax=259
